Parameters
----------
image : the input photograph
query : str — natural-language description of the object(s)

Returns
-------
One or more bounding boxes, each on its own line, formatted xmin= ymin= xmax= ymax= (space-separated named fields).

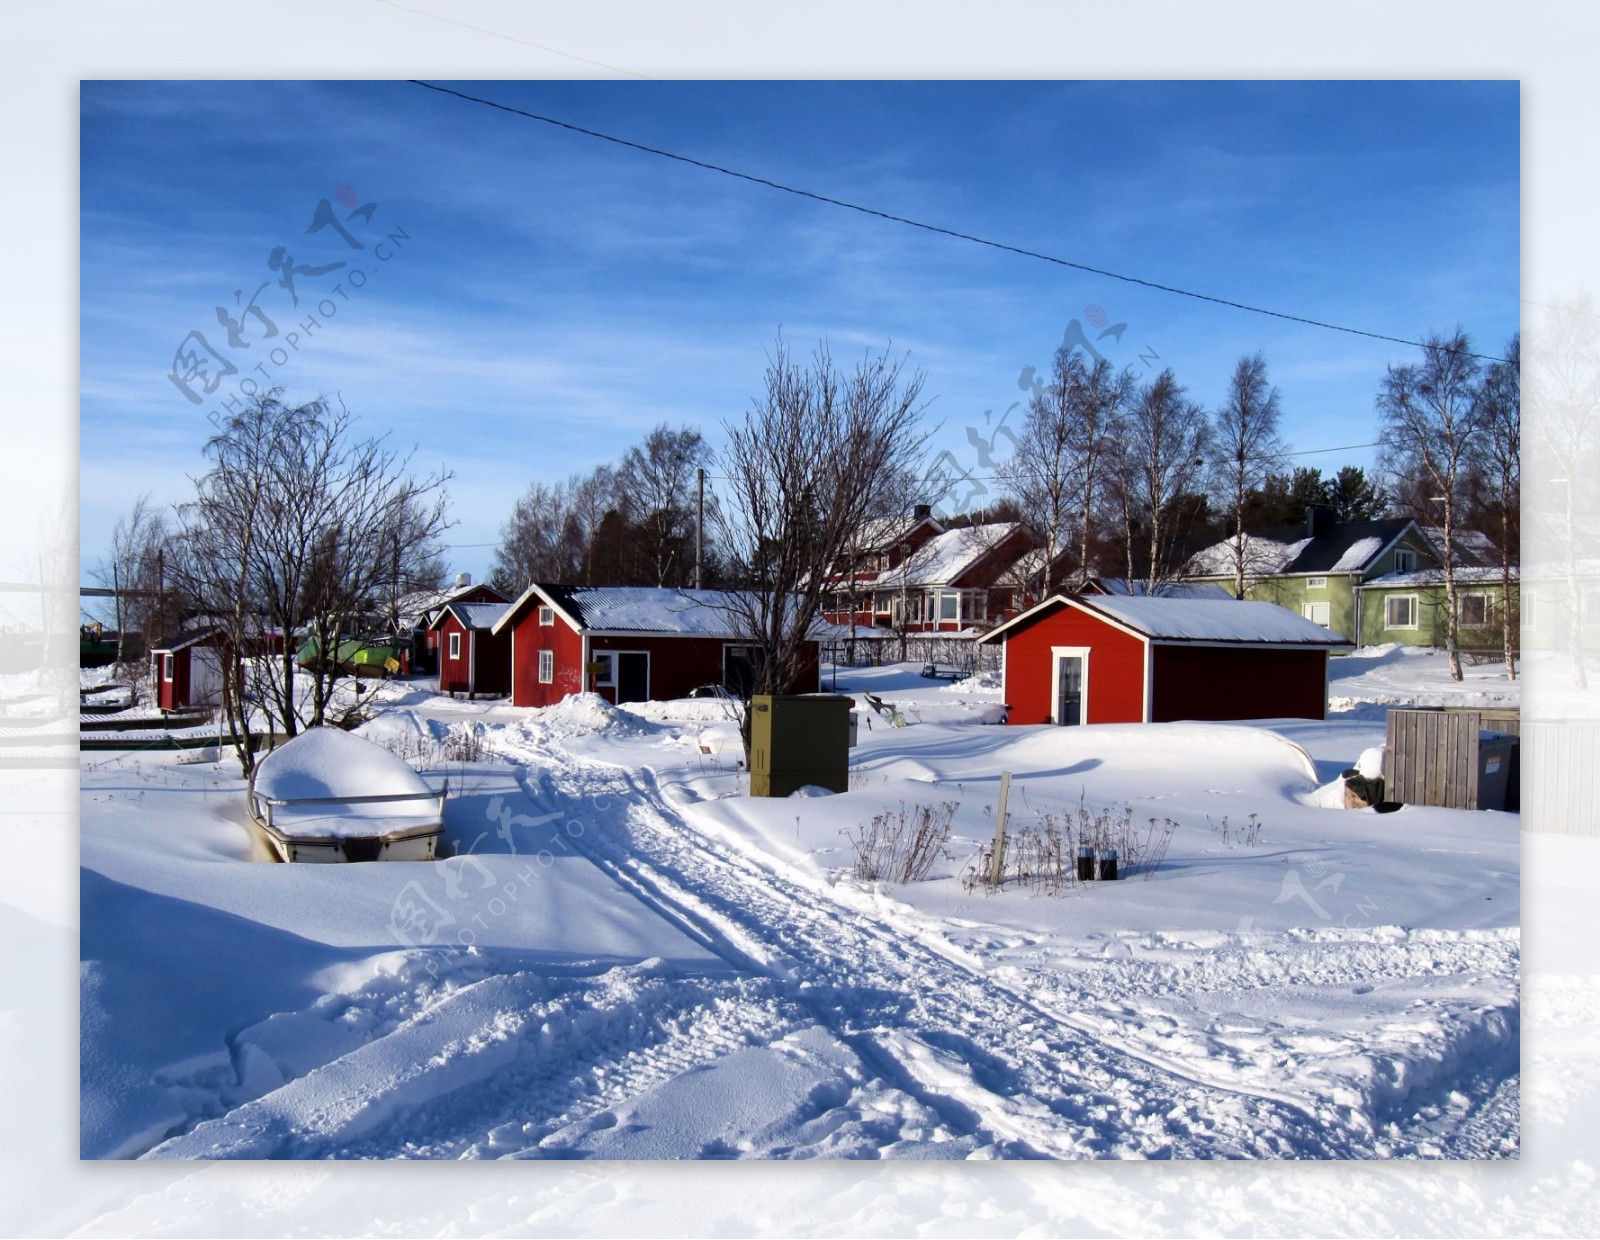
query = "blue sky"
xmin=80 ymin=79 xmax=1519 ymax=588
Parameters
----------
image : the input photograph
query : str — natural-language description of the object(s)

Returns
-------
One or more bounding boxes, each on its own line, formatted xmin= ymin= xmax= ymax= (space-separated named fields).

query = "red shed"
xmin=428 ymin=601 xmax=512 ymax=698
xmin=149 ymin=626 xmax=226 ymax=713
xmin=978 ymin=594 xmax=1351 ymax=726
xmin=493 ymin=584 xmax=824 ymax=709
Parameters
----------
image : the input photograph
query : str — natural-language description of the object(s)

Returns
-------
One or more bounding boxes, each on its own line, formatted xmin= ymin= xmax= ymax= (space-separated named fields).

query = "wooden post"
xmin=988 ymin=770 xmax=1012 ymax=887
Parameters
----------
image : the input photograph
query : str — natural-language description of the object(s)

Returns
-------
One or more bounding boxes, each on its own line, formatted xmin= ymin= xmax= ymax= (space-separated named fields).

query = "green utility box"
xmin=749 ymin=694 xmax=852 ymax=798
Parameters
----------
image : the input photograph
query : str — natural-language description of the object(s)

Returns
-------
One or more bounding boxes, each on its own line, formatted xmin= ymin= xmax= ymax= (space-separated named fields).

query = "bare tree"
xmin=713 ymin=339 xmax=932 ymax=751
xmin=1122 ymin=369 xmax=1214 ymax=593
xmin=1473 ymin=333 xmax=1520 ymax=679
xmin=1377 ymin=330 xmax=1485 ymax=681
xmin=1211 ymin=353 xmax=1285 ymax=599
xmin=1000 ymin=348 xmax=1130 ymax=595
xmin=616 ymin=424 xmax=711 ymax=587
xmin=172 ymin=391 xmax=451 ymax=775
xmin=96 ymin=493 xmax=172 ymax=672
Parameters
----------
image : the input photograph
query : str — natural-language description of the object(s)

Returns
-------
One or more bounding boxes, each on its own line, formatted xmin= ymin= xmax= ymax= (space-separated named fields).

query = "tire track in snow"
xmin=511 ymin=752 xmax=1363 ymax=1159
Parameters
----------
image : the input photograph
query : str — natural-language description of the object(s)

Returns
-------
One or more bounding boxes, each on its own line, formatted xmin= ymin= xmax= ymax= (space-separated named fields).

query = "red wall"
xmin=436 ymin=615 xmax=510 ymax=697
xmin=1151 ymin=645 xmax=1327 ymax=722
xmin=999 ymin=604 xmax=1147 ymax=725
xmin=510 ymin=613 xmax=585 ymax=707
xmin=154 ymin=649 xmax=187 ymax=711
xmin=507 ymin=608 xmax=821 ymax=708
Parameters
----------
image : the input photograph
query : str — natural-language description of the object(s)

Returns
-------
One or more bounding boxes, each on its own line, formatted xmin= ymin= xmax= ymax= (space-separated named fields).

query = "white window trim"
xmin=1049 ymin=645 xmax=1092 ymax=726
xmin=1458 ymin=592 xmax=1494 ymax=627
xmin=1301 ymin=601 xmax=1331 ymax=626
xmin=538 ymin=649 xmax=554 ymax=684
xmin=162 ymin=654 xmax=174 ymax=682
xmin=1306 ymin=577 xmax=1327 ymax=590
xmin=1385 ymin=594 xmax=1419 ymax=630
xmin=448 ymin=631 xmax=462 ymax=659
xmin=538 ymin=606 xmax=554 ymax=627
xmin=1393 ymin=549 xmax=1418 ymax=574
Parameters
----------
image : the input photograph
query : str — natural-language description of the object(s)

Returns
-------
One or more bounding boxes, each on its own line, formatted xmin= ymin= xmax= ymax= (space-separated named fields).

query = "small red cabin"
xmin=149 ymin=626 xmax=226 ymax=713
xmin=978 ymin=594 xmax=1351 ymax=726
xmin=429 ymin=601 xmax=512 ymax=698
xmin=493 ymin=585 xmax=824 ymax=709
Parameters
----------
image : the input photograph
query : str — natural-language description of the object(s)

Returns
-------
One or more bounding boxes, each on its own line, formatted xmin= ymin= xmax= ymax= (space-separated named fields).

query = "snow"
xmin=871 ymin=523 xmax=1018 ymax=588
xmin=77 ymin=656 xmax=1522 ymax=1164
xmin=1072 ymin=594 xmax=1348 ymax=644
xmin=1366 ymin=564 xmax=1516 ymax=587
xmin=1185 ymin=534 xmax=1308 ymax=577
xmin=442 ymin=601 xmax=511 ymax=630
xmin=1330 ymin=535 xmax=1385 ymax=571
xmin=252 ymin=726 xmax=440 ymax=839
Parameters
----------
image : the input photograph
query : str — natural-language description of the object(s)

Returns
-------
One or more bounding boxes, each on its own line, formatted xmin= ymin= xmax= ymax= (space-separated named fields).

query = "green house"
xmin=1186 ymin=511 xmax=1511 ymax=651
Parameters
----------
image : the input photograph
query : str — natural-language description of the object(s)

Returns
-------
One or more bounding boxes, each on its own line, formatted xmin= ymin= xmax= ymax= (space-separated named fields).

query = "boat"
xmin=246 ymin=726 xmax=447 ymax=863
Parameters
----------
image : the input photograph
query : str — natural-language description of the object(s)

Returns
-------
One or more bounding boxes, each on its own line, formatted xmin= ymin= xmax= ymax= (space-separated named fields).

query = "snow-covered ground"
xmin=79 ymin=656 xmax=1522 ymax=1162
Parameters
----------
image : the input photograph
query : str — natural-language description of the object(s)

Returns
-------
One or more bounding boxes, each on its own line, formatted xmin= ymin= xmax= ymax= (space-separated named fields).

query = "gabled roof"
xmin=872 ymin=523 xmax=1027 ymax=589
xmin=428 ymin=600 xmax=511 ymax=632
xmin=978 ymin=593 xmax=1353 ymax=648
xmin=398 ymin=580 xmax=508 ymax=629
xmin=493 ymin=584 xmax=837 ymax=641
xmin=1188 ymin=518 xmax=1418 ymax=578
xmin=150 ymin=623 xmax=226 ymax=653
xmin=849 ymin=513 xmax=944 ymax=555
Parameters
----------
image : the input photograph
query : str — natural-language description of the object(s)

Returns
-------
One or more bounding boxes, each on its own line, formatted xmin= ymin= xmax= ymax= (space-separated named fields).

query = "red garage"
xmin=978 ymin=594 xmax=1351 ymax=725
xmin=492 ymin=584 xmax=823 ymax=709
xmin=150 ymin=626 xmax=227 ymax=713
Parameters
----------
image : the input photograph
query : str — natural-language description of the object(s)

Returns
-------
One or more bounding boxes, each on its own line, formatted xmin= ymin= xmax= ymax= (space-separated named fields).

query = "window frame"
xmin=448 ymin=631 xmax=462 ymax=659
xmin=1385 ymin=594 xmax=1419 ymax=630
xmin=1458 ymin=592 xmax=1493 ymax=628
xmin=538 ymin=649 xmax=554 ymax=684
xmin=1392 ymin=549 xmax=1417 ymax=574
xmin=1306 ymin=576 xmax=1328 ymax=591
xmin=538 ymin=606 xmax=554 ymax=627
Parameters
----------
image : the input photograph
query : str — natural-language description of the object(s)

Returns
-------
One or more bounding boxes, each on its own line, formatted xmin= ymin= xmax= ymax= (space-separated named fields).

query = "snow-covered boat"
xmin=247 ymin=726 xmax=447 ymax=863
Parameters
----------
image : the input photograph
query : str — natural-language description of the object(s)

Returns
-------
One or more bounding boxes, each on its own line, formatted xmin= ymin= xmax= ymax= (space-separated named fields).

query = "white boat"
xmin=247 ymin=726 xmax=447 ymax=863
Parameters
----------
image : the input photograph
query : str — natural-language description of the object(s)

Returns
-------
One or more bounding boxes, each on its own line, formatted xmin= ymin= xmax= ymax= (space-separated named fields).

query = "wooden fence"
xmin=1385 ymin=707 xmax=1520 ymax=811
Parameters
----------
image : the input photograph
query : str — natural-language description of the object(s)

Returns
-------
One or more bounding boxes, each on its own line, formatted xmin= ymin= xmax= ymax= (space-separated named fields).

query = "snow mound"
xmin=789 ymin=785 xmax=837 ymax=798
xmin=520 ymin=692 xmax=653 ymax=742
xmin=1355 ymin=745 xmax=1385 ymax=779
xmin=255 ymin=727 xmax=435 ymax=803
xmin=355 ymin=709 xmax=427 ymax=750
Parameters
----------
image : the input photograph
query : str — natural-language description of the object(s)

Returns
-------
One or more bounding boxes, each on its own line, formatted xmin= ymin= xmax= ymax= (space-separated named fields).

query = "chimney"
xmin=455 ymin=571 xmax=472 ymax=589
xmin=912 ymin=504 xmax=932 ymax=522
xmin=1305 ymin=505 xmax=1335 ymax=538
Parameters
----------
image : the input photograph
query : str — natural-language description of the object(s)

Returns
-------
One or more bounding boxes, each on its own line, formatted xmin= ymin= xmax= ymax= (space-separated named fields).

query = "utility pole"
xmin=694 ymin=466 xmax=705 ymax=590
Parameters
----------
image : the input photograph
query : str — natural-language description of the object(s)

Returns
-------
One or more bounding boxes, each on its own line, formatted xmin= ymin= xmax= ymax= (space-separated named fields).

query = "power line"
xmin=408 ymin=80 xmax=1502 ymax=363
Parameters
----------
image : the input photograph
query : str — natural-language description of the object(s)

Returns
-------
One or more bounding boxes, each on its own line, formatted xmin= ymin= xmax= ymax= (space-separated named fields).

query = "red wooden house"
xmin=428 ymin=601 xmax=512 ymax=698
xmin=400 ymin=578 xmax=509 ymax=674
xmin=978 ymin=594 xmax=1351 ymax=726
xmin=492 ymin=585 xmax=824 ymax=709
xmin=149 ymin=626 xmax=226 ymax=713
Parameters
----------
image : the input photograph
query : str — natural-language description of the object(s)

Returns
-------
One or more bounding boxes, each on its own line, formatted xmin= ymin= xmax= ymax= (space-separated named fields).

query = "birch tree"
xmin=1211 ymin=353 xmax=1285 ymax=599
xmin=1377 ymin=329 xmax=1485 ymax=681
xmin=1122 ymin=369 xmax=1213 ymax=593
xmin=1473 ymin=333 xmax=1520 ymax=679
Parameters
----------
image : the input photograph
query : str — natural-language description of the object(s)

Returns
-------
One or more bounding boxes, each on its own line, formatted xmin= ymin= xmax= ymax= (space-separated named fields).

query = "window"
xmin=538 ymin=606 xmax=554 ymax=627
xmin=1385 ymin=595 xmax=1418 ymax=629
xmin=1306 ymin=577 xmax=1327 ymax=590
xmin=448 ymin=631 xmax=461 ymax=659
xmin=538 ymin=650 xmax=554 ymax=684
xmin=939 ymin=591 xmax=959 ymax=622
xmin=1393 ymin=549 xmax=1417 ymax=574
xmin=1458 ymin=593 xmax=1493 ymax=627
xmin=162 ymin=654 xmax=173 ymax=682
xmin=1302 ymin=601 xmax=1331 ymax=627
xmin=591 ymin=651 xmax=615 ymax=687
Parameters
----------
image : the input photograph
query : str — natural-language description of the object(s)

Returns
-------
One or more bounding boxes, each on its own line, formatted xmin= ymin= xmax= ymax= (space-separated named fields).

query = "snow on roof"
xmin=1330 ymin=536 xmax=1385 ymax=572
xmin=1422 ymin=527 xmax=1499 ymax=566
xmin=850 ymin=513 xmax=941 ymax=553
xmin=497 ymin=585 xmax=837 ymax=641
xmin=873 ymin=523 xmax=1022 ymax=588
xmin=397 ymin=580 xmax=506 ymax=628
xmin=446 ymin=602 xmax=511 ymax=631
xmin=1364 ymin=565 xmax=1517 ymax=588
xmin=1085 ymin=596 xmax=1351 ymax=644
xmin=983 ymin=593 xmax=1351 ymax=646
xmin=1185 ymin=535 xmax=1308 ymax=578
